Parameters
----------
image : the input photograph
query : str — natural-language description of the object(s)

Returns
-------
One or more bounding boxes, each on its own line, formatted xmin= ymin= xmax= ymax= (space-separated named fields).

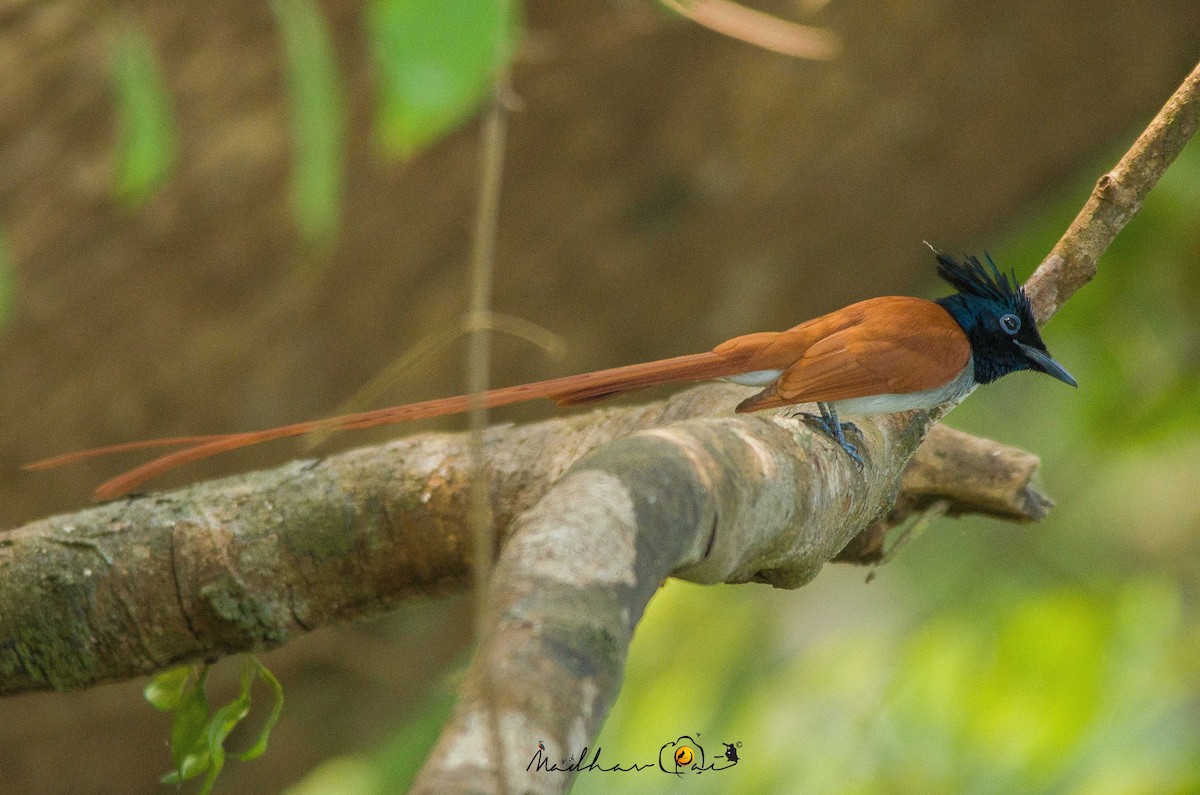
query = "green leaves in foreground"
xmin=145 ymin=656 xmax=284 ymax=795
xmin=273 ymin=0 xmax=346 ymax=246
xmin=367 ymin=0 xmax=517 ymax=159
xmin=110 ymin=24 xmax=177 ymax=205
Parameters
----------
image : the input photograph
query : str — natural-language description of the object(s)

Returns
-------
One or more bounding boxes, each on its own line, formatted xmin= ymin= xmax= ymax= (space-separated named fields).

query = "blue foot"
xmin=801 ymin=404 xmax=865 ymax=469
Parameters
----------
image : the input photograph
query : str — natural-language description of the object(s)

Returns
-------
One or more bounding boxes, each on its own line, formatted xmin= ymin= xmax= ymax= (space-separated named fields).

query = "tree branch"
xmin=1 ymin=385 xmax=1042 ymax=696
xmin=1026 ymin=60 xmax=1200 ymax=324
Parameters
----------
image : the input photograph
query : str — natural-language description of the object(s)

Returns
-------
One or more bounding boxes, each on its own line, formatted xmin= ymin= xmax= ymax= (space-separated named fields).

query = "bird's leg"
xmin=820 ymin=402 xmax=865 ymax=444
xmin=806 ymin=402 xmax=864 ymax=467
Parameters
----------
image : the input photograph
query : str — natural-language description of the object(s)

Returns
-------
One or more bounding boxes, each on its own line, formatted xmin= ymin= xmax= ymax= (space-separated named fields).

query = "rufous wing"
xmin=735 ymin=297 xmax=970 ymax=412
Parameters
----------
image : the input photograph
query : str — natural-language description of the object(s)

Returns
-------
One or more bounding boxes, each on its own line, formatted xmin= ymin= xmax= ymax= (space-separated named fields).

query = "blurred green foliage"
xmin=569 ymin=578 xmax=1200 ymax=795
xmin=110 ymin=24 xmax=176 ymax=205
xmin=273 ymin=0 xmax=346 ymax=246
xmin=287 ymin=137 xmax=1200 ymax=793
xmin=366 ymin=0 xmax=517 ymax=159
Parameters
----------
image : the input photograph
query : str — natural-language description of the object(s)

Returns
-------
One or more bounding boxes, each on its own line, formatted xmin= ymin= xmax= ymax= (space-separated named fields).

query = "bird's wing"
xmin=736 ymin=297 xmax=970 ymax=411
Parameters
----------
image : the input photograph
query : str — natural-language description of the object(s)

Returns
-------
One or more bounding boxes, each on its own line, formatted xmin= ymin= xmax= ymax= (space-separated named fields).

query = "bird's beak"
xmin=1016 ymin=342 xmax=1078 ymax=387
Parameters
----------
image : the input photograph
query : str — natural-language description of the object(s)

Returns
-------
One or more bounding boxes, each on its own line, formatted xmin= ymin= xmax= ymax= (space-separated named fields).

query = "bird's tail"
xmin=26 ymin=351 xmax=740 ymax=500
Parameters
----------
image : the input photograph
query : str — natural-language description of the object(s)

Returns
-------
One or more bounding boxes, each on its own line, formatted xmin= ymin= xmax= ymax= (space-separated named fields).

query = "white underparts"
xmin=829 ymin=359 xmax=976 ymax=416
xmin=725 ymin=356 xmax=977 ymax=416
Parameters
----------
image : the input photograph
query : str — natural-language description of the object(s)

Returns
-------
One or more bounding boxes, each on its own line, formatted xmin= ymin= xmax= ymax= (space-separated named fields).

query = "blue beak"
xmin=1016 ymin=342 xmax=1078 ymax=387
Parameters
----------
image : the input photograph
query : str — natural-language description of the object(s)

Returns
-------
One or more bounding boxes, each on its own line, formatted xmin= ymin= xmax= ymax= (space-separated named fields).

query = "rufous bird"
xmin=28 ymin=248 xmax=1076 ymax=500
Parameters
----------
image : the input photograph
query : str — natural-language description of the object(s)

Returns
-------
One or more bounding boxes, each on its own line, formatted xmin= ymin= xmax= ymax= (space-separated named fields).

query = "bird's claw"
xmin=840 ymin=439 xmax=865 ymax=469
xmin=838 ymin=421 xmax=865 ymax=446
xmin=798 ymin=412 xmax=829 ymax=434
xmin=799 ymin=412 xmax=865 ymax=468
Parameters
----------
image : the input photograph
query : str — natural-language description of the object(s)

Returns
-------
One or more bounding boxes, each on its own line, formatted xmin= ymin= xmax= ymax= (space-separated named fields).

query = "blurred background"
xmin=1 ymin=1 xmax=1198 ymax=792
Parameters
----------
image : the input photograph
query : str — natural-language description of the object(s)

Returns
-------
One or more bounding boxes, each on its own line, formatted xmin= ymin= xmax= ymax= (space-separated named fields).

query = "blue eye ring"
xmin=1000 ymin=313 xmax=1021 ymax=334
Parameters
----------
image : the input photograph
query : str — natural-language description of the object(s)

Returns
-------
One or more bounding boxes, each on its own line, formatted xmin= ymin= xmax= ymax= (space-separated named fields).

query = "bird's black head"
xmin=931 ymin=248 xmax=1077 ymax=387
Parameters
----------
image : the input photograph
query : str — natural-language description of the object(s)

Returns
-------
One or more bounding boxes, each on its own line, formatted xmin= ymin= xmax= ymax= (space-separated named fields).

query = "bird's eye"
xmin=1000 ymin=313 xmax=1021 ymax=334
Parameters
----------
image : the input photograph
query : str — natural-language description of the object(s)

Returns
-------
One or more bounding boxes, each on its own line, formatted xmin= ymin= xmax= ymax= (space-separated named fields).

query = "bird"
xmin=27 ymin=248 xmax=1076 ymax=500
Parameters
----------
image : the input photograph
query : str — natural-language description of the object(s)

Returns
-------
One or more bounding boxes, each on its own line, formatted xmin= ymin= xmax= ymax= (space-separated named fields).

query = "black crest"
xmin=929 ymin=246 xmax=1027 ymax=309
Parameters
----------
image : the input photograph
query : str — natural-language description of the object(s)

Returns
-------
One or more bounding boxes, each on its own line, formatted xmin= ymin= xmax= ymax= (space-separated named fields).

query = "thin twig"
xmin=1026 ymin=60 xmax=1200 ymax=324
xmin=465 ymin=75 xmax=511 ymax=795
xmin=467 ymin=87 xmax=508 ymax=625
xmin=659 ymin=0 xmax=840 ymax=60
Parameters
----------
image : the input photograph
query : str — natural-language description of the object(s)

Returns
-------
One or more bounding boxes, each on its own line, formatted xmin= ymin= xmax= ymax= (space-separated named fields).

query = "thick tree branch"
xmin=0 ymin=385 xmax=1038 ymax=696
xmin=835 ymin=425 xmax=1051 ymax=566
xmin=410 ymin=409 xmax=1012 ymax=792
xmin=411 ymin=60 xmax=1200 ymax=792
xmin=414 ymin=408 xmax=917 ymax=793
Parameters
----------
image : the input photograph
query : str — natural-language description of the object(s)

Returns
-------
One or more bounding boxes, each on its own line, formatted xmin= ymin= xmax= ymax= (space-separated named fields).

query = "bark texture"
xmin=0 ymin=384 xmax=1046 ymax=696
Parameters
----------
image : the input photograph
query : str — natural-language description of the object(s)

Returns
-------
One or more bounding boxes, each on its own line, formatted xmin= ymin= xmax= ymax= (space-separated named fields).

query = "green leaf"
xmin=236 ymin=656 xmax=285 ymax=761
xmin=144 ymin=665 xmax=195 ymax=711
xmin=160 ymin=750 xmax=210 ymax=787
xmin=367 ymin=0 xmax=516 ymax=159
xmin=110 ymin=24 xmax=176 ymax=204
xmin=200 ymin=689 xmax=252 ymax=795
xmin=168 ymin=666 xmax=212 ymax=783
xmin=272 ymin=0 xmax=345 ymax=246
